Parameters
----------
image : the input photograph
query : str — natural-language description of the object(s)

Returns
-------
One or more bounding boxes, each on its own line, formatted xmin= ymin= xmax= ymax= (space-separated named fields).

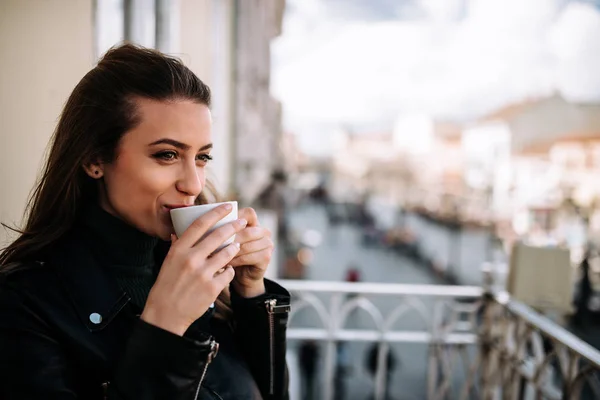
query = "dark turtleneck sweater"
xmin=81 ymin=205 xmax=160 ymax=310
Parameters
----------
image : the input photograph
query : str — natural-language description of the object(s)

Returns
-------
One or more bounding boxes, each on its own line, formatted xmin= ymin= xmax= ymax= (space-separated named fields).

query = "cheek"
xmin=105 ymin=159 xmax=173 ymax=208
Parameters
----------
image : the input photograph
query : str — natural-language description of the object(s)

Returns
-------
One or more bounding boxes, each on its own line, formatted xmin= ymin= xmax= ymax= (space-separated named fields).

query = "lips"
xmin=164 ymin=204 xmax=193 ymax=210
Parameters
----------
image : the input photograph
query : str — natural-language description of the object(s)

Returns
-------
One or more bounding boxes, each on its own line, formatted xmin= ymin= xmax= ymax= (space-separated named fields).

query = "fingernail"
xmin=234 ymin=242 xmax=241 ymax=249
xmin=237 ymin=218 xmax=247 ymax=227
xmin=223 ymin=203 xmax=233 ymax=211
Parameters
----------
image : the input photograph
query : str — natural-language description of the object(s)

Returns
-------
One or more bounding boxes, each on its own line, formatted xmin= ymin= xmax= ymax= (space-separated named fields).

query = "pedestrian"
xmin=345 ymin=268 xmax=361 ymax=283
xmin=573 ymin=249 xmax=593 ymax=328
xmin=0 ymin=44 xmax=290 ymax=399
xmin=365 ymin=342 xmax=398 ymax=400
xmin=345 ymin=267 xmax=362 ymax=303
xmin=334 ymin=341 xmax=352 ymax=400
xmin=299 ymin=340 xmax=319 ymax=399
xmin=254 ymin=170 xmax=290 ymax=244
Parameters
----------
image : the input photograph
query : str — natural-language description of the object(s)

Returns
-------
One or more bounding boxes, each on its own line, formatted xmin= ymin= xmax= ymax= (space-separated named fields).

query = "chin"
xmin=155 ymin=226 xmax=173 ymax=241
xmin=152 ymin=213 xmax=175 ymax=241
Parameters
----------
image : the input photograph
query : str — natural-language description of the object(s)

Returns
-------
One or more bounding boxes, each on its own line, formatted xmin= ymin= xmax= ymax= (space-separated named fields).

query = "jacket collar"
xmin=50 ymin=229 xmax=132 ymax=332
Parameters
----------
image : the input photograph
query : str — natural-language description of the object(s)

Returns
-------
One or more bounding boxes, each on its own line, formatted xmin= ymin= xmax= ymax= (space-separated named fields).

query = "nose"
xmin=175 ymin=162 xmax=204 ymax=197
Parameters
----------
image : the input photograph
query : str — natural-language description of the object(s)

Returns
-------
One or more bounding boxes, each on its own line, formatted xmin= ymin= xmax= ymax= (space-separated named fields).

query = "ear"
xmin=82 ymin=162 xmax=104 ymax=179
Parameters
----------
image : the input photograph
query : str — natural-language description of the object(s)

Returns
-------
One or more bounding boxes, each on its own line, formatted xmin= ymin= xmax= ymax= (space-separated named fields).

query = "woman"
xmin=0 ymin=44 xmax=290 ymax=399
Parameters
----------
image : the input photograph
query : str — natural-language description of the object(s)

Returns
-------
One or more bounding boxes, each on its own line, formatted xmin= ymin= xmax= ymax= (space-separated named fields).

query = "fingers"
xmin=204 ymin=264 xmax=235 ymax=301
xmin=238 ymin=207 xmax=260 ymax=227
xmin=194 ymin=218 xmax=247 ymax=258
xmin=237 ymin=235 xmax=273 ymax=255
xmin=213 ymin=265 xmax=235 ymax=287
xmin=176 ymin=204 xmax=234 ymax=248
xmin=230 ymin=247 xmax=273 ymax=268
xmin=234 ymin=226 xmax=271 ymax=244
xmin=206 ymin=242 xmax=241 ymax=274
xmin=231 ymin=226 xmax=274 ymax=268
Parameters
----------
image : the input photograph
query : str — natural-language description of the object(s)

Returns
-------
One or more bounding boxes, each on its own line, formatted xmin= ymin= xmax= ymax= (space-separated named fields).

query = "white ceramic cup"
xmin=170 ymin=201 xmax=238 ymax=309
xmin=170 ymin=201 xmax=238 ymax=248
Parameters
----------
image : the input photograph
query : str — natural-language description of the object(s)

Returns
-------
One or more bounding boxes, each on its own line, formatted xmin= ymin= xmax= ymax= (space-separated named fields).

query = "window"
xmin=95 ymin=0 xmax=175 ymax=57
xmin=95 ymin=0 xmax=125 ymax=57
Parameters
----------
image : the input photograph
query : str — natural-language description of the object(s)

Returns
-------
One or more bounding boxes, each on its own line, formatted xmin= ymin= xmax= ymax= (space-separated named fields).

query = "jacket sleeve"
xmin=108 ymin=319 xmax=216 ymax=399
xmin=0 ymin=285 xmax=215 ymax=399
xmin=230 ymin=279 xmax=291 ymax=400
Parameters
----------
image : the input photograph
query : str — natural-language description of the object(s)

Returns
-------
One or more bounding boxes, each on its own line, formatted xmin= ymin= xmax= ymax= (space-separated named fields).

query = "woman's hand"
xmin=141 ymin=204 xmax=248 ymax=336
xmin=229 ymin=207 xmax=274 ymax=298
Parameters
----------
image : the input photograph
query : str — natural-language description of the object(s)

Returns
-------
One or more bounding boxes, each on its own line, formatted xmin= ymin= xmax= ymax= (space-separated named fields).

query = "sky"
xmin=271 ymin=0 xmax=600 ymax=155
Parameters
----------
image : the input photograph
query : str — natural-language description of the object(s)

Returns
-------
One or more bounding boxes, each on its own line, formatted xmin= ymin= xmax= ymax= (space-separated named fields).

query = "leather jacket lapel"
xmin=50 ymin=230 xmax=132 ymax=332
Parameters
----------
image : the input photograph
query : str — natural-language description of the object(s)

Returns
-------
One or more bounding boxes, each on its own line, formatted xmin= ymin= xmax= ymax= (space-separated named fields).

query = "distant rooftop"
xmin=480 ymin=94 xmax=600 ymax=153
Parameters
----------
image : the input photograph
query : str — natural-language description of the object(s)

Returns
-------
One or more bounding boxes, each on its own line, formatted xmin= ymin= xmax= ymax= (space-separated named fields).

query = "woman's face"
xmin=96 ymin=98 xmax=213 ymax=240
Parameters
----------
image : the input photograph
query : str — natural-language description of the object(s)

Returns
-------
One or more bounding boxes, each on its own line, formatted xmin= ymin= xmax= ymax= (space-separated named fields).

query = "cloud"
xmin=272 ymin=0 xmax=600 ymax=133
xmin=550 ymin=2 xmax=600 ymax=102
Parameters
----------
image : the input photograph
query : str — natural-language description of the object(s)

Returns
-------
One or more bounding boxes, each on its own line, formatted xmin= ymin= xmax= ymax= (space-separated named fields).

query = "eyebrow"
xmin=149 ymin=138 xmax=213 ymax=152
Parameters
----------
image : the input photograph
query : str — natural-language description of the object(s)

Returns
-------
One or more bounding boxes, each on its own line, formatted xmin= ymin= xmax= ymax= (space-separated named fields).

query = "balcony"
xmin=282 ymin=278 xmax=600 ymax=400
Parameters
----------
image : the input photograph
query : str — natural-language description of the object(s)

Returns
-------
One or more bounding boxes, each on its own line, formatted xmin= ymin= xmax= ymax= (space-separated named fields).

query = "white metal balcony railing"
xmin=280 ymin=276 xmax=600 ymax=400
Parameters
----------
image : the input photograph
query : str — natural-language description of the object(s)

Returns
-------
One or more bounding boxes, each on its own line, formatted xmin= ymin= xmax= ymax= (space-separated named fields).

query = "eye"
xmin=153 ymin=151 xmax=178 ymax=161
xmin=197 ymin=154 xmax=213 ymax=164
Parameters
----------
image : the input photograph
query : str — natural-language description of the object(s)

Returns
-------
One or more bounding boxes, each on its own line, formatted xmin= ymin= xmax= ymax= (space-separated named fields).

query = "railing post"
xmin=564 ymin=353 xmax=582 ymax=400
xmin=480 ymin=292 xmax=496 ymax=400
xmin=480 ymin=263 xmax=497 ymax=400
xmin=323 ymin=293 xmax=342 ymax=400
xmin=373 ymin=341 xmax=390 ymax=400
xmin=427 ymin=341 xmax=440 ymax=400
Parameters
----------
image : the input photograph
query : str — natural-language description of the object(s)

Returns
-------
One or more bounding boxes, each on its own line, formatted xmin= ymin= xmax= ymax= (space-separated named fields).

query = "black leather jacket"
xmin=0 ymin=230 xmax=290 ymax=399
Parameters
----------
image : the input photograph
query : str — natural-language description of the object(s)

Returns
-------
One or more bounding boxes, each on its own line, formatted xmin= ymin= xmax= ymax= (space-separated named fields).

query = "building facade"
xmin=234 ymin=0 xmax=285 ymax=203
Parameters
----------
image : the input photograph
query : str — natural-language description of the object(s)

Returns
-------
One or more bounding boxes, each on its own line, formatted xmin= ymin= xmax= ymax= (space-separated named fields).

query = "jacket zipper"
xmin=265 ymin=299 xmax=290 ymax=396
xmin=102 ymin=381 xmax=109 ymax=400
xmin=194 ymin=339 xmax=219 ymax=400
xmin=207 ymin=387 xmax=224 ymax=400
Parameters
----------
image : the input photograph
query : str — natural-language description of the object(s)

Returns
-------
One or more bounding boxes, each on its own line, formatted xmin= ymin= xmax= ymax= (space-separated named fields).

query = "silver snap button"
xmin=89 ymin=313 xmax=102 ymax=324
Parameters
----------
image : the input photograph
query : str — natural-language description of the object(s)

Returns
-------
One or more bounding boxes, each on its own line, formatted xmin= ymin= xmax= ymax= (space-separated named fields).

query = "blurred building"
xmin=462 ymin=95 xmax=600 ymax=249
xmin=280 ymin=132 xmax=307 ymax=173
xmin=410 ymin=122 xmax=468 ymax=216
xmin=0 ymin=0 xmax=285 ymax=246
xmin=234 ymin=0 xmax=285 ymax=204
xmin=461 ymin=120 xmax=512 ymax=222
xmin=508 ymin=95 xmax=600 ymax=207
xmin=328 ymin=122 xmax=465 ymax=210
xmin=330 ymin=129 xmax=398 ymax=203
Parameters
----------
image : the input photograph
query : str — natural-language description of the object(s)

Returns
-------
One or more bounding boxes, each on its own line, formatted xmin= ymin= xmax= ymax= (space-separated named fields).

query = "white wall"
xmin=0 ymin=0 xmax=94 ymax=247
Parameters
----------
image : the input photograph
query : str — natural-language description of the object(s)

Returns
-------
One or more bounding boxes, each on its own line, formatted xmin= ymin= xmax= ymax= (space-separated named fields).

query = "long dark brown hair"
xmin=0 ymin=43 xmax=232 ymax=319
